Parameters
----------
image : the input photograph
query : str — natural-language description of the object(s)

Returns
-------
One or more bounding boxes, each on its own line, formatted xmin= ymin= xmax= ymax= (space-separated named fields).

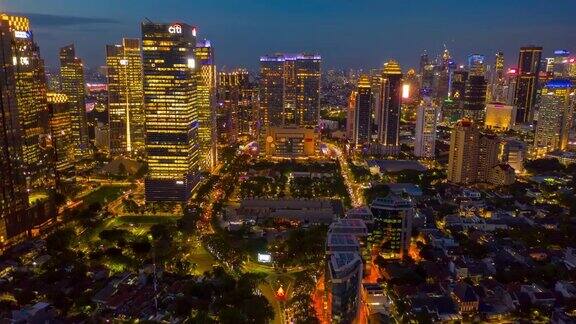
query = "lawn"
xmin=82 ymin=185 xmax=130 ymax=205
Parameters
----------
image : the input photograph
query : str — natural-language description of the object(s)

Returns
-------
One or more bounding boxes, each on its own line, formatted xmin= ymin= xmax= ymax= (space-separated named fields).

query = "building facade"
xmin=377 ymin=60 xmax=403 ymax=155
xmin=514 ymin=46 xmax=542 ymax=124
xmin=142 ymin=21 xmax=199 ymax=201
xmin=47 ymin=93 xmax=75 ymax=177
xmin=353 ymin=75 xmax=372 ymax=146
xmin=534 ymin=79 xmax=574 ymax=155
xmin=59 ymin=44 xmax=89 ymax=158
xmin=195 ymin=39 xmax=217 ymax=170
xmin=414 ymin=97 xmax=438 ymax=158
xmin=106 ymin=38 xmax=145 ymax=156
xmin=370 ymin=193 xmax=414 ymax=260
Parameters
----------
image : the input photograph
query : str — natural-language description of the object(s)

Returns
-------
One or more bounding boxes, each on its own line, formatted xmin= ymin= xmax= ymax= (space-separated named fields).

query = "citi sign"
xmin=168 ymin=24 xmax=182 ymax=34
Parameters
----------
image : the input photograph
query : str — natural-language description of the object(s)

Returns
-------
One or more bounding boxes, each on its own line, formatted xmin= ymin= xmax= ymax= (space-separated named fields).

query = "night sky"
xmin=4 ymin=0 xmax=576 ymax=71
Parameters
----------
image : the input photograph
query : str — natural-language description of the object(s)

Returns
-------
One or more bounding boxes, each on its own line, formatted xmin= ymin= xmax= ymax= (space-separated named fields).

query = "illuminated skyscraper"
xmin=195 ymin=39 xmax=217 ymax=170
xmin=448 ymin=119 xmax=480 ymax=184
xmin=490 ymin=52 xmax=505 ymax=102
xmin=59 ymin=44 xmax=89 ymax=157
xmin=0 ymin=14 xmax=48 ymax=187
xmin=552 ymin=50 xmax=570 ymax=78
xmin=534 ymin=79 xmax=574 ymax=155
xmin=463 ymin=75 xmax=487 ymax=122
xmin=346 ymin=90 xmax=357 ymax=141
xmin=0 ymin=19 xmax=29 ymax=247
xmin=142 ymin=21 xmax=199 ymax=202
xmin=514 ymin=46 xmax=542 ymax=124
xmin=106 ymin=38 xmax=145 ymax=156
xmin=353 ymin=75 xmax=372 ymax=146
xmin=259 ymin=54 xmax=321 ymax=127
xmin=414 ymin=97 xmax=438 ymax=158
xmin=467 ymin=54 xmax=486 ymax=77
xmin=377 ymin=60 xmax=402 ymax=154
xmin=47 ymin=93 xmax=74 ymax=176
xmin=370 ymin=193 xmax=414 ymax=260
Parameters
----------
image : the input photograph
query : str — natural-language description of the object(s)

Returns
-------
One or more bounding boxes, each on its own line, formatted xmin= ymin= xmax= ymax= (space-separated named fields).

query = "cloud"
xmin=10 ymin=12 xmax=119 ymax=27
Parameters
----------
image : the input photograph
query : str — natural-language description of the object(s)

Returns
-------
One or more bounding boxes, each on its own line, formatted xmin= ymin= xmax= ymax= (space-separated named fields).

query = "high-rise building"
xmin=142 ymin=21 xmax=199 ymax=202
xmin=106 ymin=38 xmax=145 ymax=156
xmin=259 ymin=54 xmax=321 ymax=128
xmin=353 ymin=75 xmax=372 ymax=146
xmin=326 ymin=252 xmax=363 ymax=323
xmin=47 ymin=93 xmax=75 ymax=177
xmin=552 ymin=50 xmax=571 ymax=78
xmin=0 ymin=19 xmax=29 ymax=247
xmin=534 ymin=79 xmax=574 ymax=155
xmin=478 ymin=134 xmax=500 ymax=181
xmin=468 ymin=54 xmax=486 ymax=77
xmin=195 ymin=39 xmax=217 ymax=170
xmin=377 ymin=60 xmax=403 ymax=155
xmin=1 ymin=14 xmax=49 ymax=187
xmin=490 ymin=52 xmax=505 ymax=102
xmin=448 ymin=119 xmax=480 ymax=184
xmin=217 ymin=69 xmax=248 ymax=145
xmin=370 ymin=193 xmax=414 ymax=260
xmin=514 ymin=46 xmax=542 ymax=124
xmin=238 ymin=83 xmax=260 ymax=140
xmin=484 ymin=102 xmax=516 ymax=131
xmin=346 ymin=91 xmax=357 ymax=141
xmin=463 ymin=75 xmax=487 ymax=122
xmin=59 ymin=44 xmax=89 ymax=158
xmin=414 ymin=97 xmax=438 ymax=158
xmin=503 ymin=139 xmax=526 ymax=173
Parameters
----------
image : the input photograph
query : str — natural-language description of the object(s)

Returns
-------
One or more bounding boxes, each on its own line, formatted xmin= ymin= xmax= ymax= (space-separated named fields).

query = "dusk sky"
xmin=4 ymin=0 xmax=576 ymax=71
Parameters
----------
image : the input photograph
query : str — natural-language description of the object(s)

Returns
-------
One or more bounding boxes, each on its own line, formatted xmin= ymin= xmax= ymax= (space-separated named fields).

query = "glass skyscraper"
xmin=142 ymin=22 xmax=199 ymax=202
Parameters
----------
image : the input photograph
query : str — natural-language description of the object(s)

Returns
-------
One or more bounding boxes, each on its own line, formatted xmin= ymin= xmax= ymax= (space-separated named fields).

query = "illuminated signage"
xmin=14 ymin=31 xmax=29 ymax=39
xmin=119 ymin=59 xmax=128 ymax=66
xmin=402 ymin=84 xmax=410 ymax=99
xmin=187 ymin=58 xmax=195 ymax=69
xmin=554 ymin=50 xmax=570 ymax=56
xmin=192 ymin=27 xmax=197 ymax=37
xmin=168 ymin=24 xmax=182 ymax=34
xmin=175 ymin=180 xmax=184 ymax=185
xmin=257 ymin=253 xmax=272 ymax=263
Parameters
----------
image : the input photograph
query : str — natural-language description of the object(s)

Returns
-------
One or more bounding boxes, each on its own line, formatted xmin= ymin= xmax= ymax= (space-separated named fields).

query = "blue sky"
xmin=3 ymin=0 xmax=576 ymax=71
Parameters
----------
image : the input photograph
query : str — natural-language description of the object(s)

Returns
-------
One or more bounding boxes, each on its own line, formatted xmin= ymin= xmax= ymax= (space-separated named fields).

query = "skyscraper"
xmin=259 ymin=54 xmax=321 ymax=128
xmin=47 ymin=93 xmax=75 ymax=177
xmin=142 ymin=21 xmax=199 ymax=202
xmin=463 ymin=75 xmax=487 ymax=122
xmin=534 ymin=79 xmax=574 ymax=155
xmin=514 ymin=46 xmax=542 ymax=124
xmin=414 ymin=97 xmax=438 ymax=158
xmin=490 ymin=52 xmax=505 ymax=102
xmin=467 ymin=54 xmax=486 ymax=77
xmin=346 ymin=90 xmax=357 ymax=141
xmin=59 ymin=44 xmax=88 ymax=158
xmin=353 ymin=75 xmax=372 ymax=146
xmin=448 ymin=119 xmax=480 ymax=184
xmin=195 ymin=39 xmax=217 ymax=170
xmin=217 ymin=69 xmax=247 ymax=145
xmin=377 ymin=60 xmax=402 ymax=155
xmin=370 ymin=193 xmax=414 ymax=260
xmin=0 ymin=19 xmax=29 ymax=247
xmin=1 ymin=14 xmax=48 ymax=187
xmin=106 ymin=38 xmax=145 ymax=156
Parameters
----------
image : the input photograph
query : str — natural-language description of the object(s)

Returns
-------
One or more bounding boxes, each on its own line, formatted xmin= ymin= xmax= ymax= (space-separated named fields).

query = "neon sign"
xmin=168 ymin=24 xmax=182 ymax=34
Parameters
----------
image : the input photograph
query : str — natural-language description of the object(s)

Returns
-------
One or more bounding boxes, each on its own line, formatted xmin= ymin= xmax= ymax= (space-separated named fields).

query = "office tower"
xmin=0 ymin=14 xmax=49 ymax=187
xmin=238 ymin=84 xmax=259 ymax=140
xmin=503 ymin=139 xmax=526 ymax=173
xmin=326 ymin=252 xmax=363 ymax=323
xmin=448 ymin=119 xmax=480 ymax=184
xmin=370 ymin=193 xmax=414 ymax=259
xmin=414 ymin=97 xmax=438 ymax=158
xmin=353 ymin=75 xmax=372 ymax=146
xmin=377 ymin=60 xmax=402 ymax=155
xmin=534 ymin=79 xmax=574 ymax=155
xmin=552 ymin=50 xmax=570 ymax=78
xmin=451 ymin=69 xmax=468 ymax=103
xmin=514 ymin=46 xmax=542 ymax=124
xmin=478 ymin=134 xmax=500 ymax=182
xmin=94 ymin=122 xmax=110 ymax=151
xmin=259 ymin=54 xmax=321 ymax=127
xmin=264 ymin=126 xmax=318 ymax=157
xmin=463 ymin=75 xmax=487 ymax=122
xmin=468 ymin=54 xmax=486 ymax=76
xmin=0 ymin=20 xmax=29 ymax=246
xmin=419 ymin=50 xmax=429 ymax=75
xmin=47 ymin=93 xmax=75 ymax=177
xmin=142 ymin=21 xmax=199 ymax=202
xmin=370 ymin=69 xmax=382 ymax=130
xmin=346 ymin=91 xmax=357 ymax=140
xmin=504 ymin=68 xmax=518 ymax=106
xmin=59 ymin=44 xmax=88 ymax=158
xmin=218 ymin=69 xmax=248 ymax=145
xmin=485 ymin=102 xmax=517 ymax=131
xmin=195 ymin=39 xmax=217 ymax=170
xmin=106 ymin=38 xmax=145 ymax=156
xmin=491 ymin=52 xmax=505 ymax=101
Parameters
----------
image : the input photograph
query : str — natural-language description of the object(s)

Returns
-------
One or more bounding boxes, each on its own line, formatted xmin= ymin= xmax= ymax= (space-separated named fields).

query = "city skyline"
xmin=4 ymin=0 xmax=576 ymax=70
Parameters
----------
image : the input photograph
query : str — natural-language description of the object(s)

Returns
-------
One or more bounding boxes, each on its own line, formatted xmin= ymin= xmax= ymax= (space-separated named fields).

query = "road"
xmin=325 ymin=142 xmax=365 ymax=207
